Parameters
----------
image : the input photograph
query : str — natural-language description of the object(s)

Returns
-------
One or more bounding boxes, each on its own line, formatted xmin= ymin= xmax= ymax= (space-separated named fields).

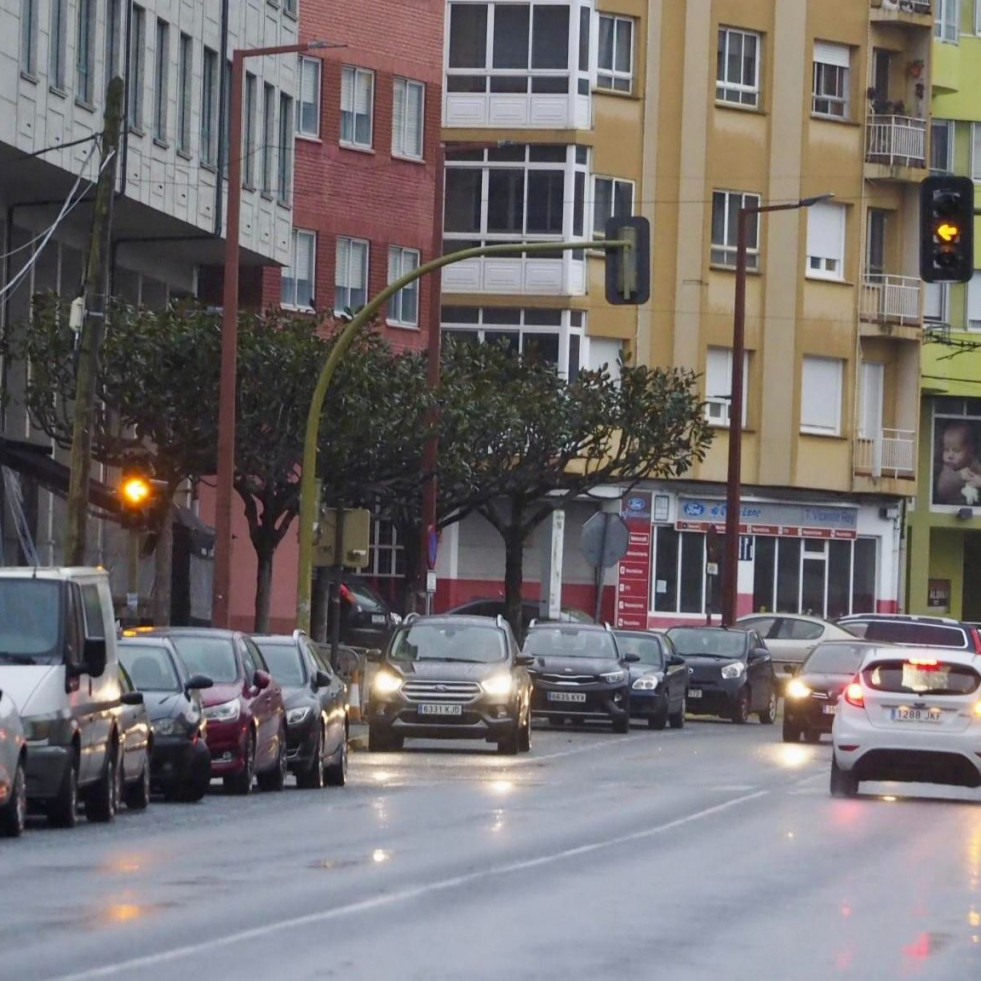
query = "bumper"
xmin=785 ymin=698 xmax=838 ymax=733
xmin=24 ymin=743 xmax=72 ymax=802
xmin=151 ymin=736 xmax=210 ymax=790
xmin=368 ymin=699 xmax=518 ymax=741
xmin=530 ymin=685 xmax=629 ymax=724
xmin=628 ymin=690 xmax=668 ymax=718
xmin=685 ymin=682 xmax=741 ymax=718
xmin=203 ymin=720 xmax=249 ymax=774
xmin=287 ymin=718 xmax=320 ymax=770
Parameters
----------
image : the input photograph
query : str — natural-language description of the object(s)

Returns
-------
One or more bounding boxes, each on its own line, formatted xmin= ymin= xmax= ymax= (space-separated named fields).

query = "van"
xmin=0 ymin=567 xmax=123 ymax=827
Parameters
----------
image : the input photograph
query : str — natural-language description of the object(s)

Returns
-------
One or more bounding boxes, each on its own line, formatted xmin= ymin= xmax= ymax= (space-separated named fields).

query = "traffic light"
xmin=605 ymin=216 xmax=651 ymax=305
xmin=118 ymin=472 xmax=167 ymax=529
xmin=920 ymin=175 xmax=975 ymax=283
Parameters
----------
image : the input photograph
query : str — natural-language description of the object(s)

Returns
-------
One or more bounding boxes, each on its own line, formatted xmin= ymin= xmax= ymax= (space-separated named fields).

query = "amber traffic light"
xmin=118 ymin=473 xmax=166 ymax=528
xmin=920 ymin=175 xmax=975 ymax=283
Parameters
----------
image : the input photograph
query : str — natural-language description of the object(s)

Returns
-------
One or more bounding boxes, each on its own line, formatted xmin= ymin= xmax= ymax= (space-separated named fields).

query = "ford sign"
xmin=626 ymin=497 xmax=646 ymax=512
xmin=683 ymin=501 xmax=705 ymax=517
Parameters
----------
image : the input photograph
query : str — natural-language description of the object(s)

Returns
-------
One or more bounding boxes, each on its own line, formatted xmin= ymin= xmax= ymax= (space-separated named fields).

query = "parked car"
xmin=782 ymin=640 xmax=882 ymax=744
xmin=366 ymin=614 xmax=532 ymax=754
xmin=836 ymin=613 xmax=981 ymax=653
xmin=737 ymin=613 xmax=857 ymax=685
xmin=116 ymin=665 xmax=152 ymax=811
xmin=831 ymin=645 xmax=981 ymax=797
xmin=118 ymin=635 xmax=213 ymax=802
xmin=613 ymin=629 xmax=688 ymax=729
xmin=328 ymin=576 xmax=402 ymax=650
xmin=149 ymin=628 xmax=287 ymax=795
xmin=0 ymin=688 xmax=27 ymax=837
xmin=252 ymin=631 xmax=349 ymax=788
xmin=666 ymin=626 xmax=777 ymax=725
xmin=522 ymin=623 xmax=637 ymax=733
xmin=447 ymin=599 xmax=593 ymax=640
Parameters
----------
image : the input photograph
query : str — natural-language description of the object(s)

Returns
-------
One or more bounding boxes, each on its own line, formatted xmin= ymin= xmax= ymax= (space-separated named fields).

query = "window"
xmin=967 ymin=272 xmax=981 ymax=331
xmin=387 ymin=247 xmax=421 ymax=327
xmin=221 ymin=60 xmax=231 ymax=176
xmin=597 ymin=14 xmax=633 ymax=93
xmin=923 ymin=281 xmax=950 ymax=324
xmin=368 ymin=513 xmax=406 ymax=578
xmin=262 ymin=83 xmax=275 ymax=193
xmin=704 ymin=347 xmax=749 ymax=427
xmin=858 ymin=362 xmax=884 ymax=440
xmin=127 ymin=6 xmax=146 ymax=128
xmin=800 ymin=356 xmax=843 ymax=436
xmin=177 ymin=33 xmax=192 ymax=153
xmin=282 ymin=230 xmax=316 ymax=309
xmin=652 ymin=528 xmax=705 ymax=614
xmin=285 ymin=0 xmax=297 ymax=14
xmin=105 ymin=0 xmax=121 ymax=84
xmin=805 ymin=201 xmax=846 ymax=280
xmin=335 ymin=237 xmax=369 ymax=313
xmin=341 ymin=66 xmax=374 ymax=148
xmin=812 ymin=41 xmax=849 ymax=119
xmin=297 ymin=56 xmax=320 ymax=137
xmin=20 ymin=0 xmax=38 ymax=75
xmin=201 ymin=47 xmax=218 ymax=166
xmin=716 ymin=27 xmax=761 ymax=107
xmin=49 ymin=0 xmax=67 ymax=90
xmin=278 ymin=93 xmax=293 ymax=202
xmin=973 ymin=122 xmax=981 ymax=180
xmin=935 ymin=0 xmax=960 ymax=41
xmin=711 ymin=190 xmax=761 ymax=270
xmin=592 ymin=177 xmax=634 ymax=236
xmin=931 ymin=119 xmax=954 ymax=172
xmin=76 ymin=0 xmax=95 ymax=103
xmin=152 ymin=19 xmax=169 ymax=140
xmin=393 ymin=78 xmax=424 ymax=159
xmin=243 ymin=72 xmax=257 ymax=186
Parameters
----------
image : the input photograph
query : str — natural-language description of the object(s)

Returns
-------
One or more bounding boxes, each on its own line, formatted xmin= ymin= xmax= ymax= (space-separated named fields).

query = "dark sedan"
xmin=253 ymin=632 xmax=349 ymax=788
xmin=782 ymin=640 xmax=881 ymax=743
xmin=613 ymin=630 xmax=689 ymax=729
xmin=666 ymin=626 xmax=777 ymax=725
xmin=119 ymin=635 xmax=213 ymax=802
xmin=523 ymin=623 xmax=638 ymax=733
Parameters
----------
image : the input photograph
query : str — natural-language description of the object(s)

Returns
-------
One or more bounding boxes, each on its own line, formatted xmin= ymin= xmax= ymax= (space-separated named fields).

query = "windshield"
xmin=118 ymin=644 xmax=182 ymax=692
xmin=863 ymin=659 xmax=980 ymax=696
xmin=846 ymin=620 xmax=968 ymax=648
xmin=523 ymin=627 xmax=618 ymax=660
xmin=0 ymin=579 xmax=62 ymax=664
xmin=613 ymin=633 xmax=664 ymax=668
xmin=345 ymin=582 xmax=385 ymax=613
xmin=802 ymin=643 xmax=870 ymax=676
xmin=255 ymin=641 xmax=307 ymax=686
xmin=667 ymin=628 xmax=747 ymax=659
xmin=390 ymin=624 xmax=506 ymax=663
xmin=171 ymin=636 xmax=240 ymax=684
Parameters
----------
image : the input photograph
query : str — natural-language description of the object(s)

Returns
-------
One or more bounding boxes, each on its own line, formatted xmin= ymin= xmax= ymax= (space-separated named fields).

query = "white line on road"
xmin=46 ymin=789 xmax=768 ymax=981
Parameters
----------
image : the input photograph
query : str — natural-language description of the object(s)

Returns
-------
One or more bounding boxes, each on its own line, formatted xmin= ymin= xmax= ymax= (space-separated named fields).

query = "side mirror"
xmin=622 ymin=653 xmax=641 ymax=664
xmin=365 ymin=648 xmax=383 ymax=663
xmin=121 ymin=691 xmax=144 ymax=706
xmin=253 ymin=669 xmax=272 ymax=691
xmin=186 ymin=674 xmax=214 ymax=691
xmin=515 ymin=653 xmax=535 ymax=667
xmin=314 ymin=669 xmax=332 ymax=689
xmin=83 ymin=638 xmax=107 ymax=678
xmin=668 ymin=654 xmax=686 ymax=667
xmin=748 ymin=648 xmax=770 ymax=663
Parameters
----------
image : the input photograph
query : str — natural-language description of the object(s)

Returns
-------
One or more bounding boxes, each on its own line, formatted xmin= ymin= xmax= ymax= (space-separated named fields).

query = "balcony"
xmin=444 ymin=73 xmax=591 ymax=130
xmin=869 ymin=0 xmax=933 ymax=27
xmin=441 ymin=244 xmax=587 ymax=297
xmin=865 ymin=114 xmax=927 ymax=169
xmin=854 ymin=429 xmax=917 ymax=479
xmin=860 ymin=274 xmax=922 ymax=328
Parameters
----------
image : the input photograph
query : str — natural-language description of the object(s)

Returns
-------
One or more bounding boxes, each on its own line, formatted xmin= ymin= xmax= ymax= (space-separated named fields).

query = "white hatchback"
xmin=830 ymin=646 xmax=981 ymax=798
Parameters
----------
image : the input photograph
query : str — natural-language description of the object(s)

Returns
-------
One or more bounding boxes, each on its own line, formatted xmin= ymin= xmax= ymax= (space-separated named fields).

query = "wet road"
xmin=3 ymin=720 xmax=981 ymax=981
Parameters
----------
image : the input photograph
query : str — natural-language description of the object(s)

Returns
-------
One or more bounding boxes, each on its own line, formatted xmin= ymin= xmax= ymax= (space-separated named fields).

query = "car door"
xmin=240 ymin=638 xmax=275 ymax=769
xmin=746 ymin=631 xmax=772 ymax=710
xmin=660 ymin=636 xmax=686 ymax=709
xmin=308 ymin=642 xmax=346 ymax=757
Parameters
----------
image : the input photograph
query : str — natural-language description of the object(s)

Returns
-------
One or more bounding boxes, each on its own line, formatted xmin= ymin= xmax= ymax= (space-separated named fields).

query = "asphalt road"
xmin=3 ymin=718 xmax=981 ymax=981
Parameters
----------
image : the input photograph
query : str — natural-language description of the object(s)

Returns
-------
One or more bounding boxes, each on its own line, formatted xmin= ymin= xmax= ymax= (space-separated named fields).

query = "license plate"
xmin=688 ymin=689 xmax=702 ymax=699
xmin=891 ymin=707 xmax=941 ymax=723
xmin=548 ymin=691 xmax=586 ymax=703
xmin=371 ymin=614 xmax=387 ymax=625
xmin=418 ymin=703 xmax=463 ymax=716
xmin=822 ymin=704 xmax=837 ymax=716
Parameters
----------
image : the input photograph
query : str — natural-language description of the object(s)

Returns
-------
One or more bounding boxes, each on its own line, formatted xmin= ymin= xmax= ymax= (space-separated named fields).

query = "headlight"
xmin=786 ymin=679 xmax=811 ymax=700
xmin=481 ymin=674 xmax=514 ymax=697
xmin=721 ymin=662 xmax=746 ymax=680
xmin=287 ymin=706 xmax=313 ymax=725
xmin=390 ymin=612 xmax=403 ymax=625
xmin=204 ymin=699 xmax=240 ymax=723
xmin=151 ymin=718 xmax=186 ymax=737
xmin=601 ymin=670 xmax=626 ymax=684
xmin=632 ymin=676 xmax=659 ymax=691
xmin=372 ymin=670 xmax=403 ymax=695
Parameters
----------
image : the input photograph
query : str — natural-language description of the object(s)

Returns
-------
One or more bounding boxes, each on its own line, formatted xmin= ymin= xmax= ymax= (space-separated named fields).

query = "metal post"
xmin=593 ymin=513 xmax=610 ymax=623
xmin=329 ymin=508 xmax=344 ymax=666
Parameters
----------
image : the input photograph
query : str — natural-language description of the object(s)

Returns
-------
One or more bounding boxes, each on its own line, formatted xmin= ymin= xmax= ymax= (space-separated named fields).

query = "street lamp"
xmin=212 ymin=38 xmax=339 ymax=629
xmin=720 ymin=193 xmax=834 ymax=627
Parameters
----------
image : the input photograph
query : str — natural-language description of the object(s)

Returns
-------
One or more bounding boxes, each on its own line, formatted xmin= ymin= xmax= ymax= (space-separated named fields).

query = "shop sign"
xmin=616 ymin=492 xmax=653 ymax=629
xmin=676 ymin=498 xmax=858 ymax=540
xmin=927 ymin=579 xmax=951 ymax=609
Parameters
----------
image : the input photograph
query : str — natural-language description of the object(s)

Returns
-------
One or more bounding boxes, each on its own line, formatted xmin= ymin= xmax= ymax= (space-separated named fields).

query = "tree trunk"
xmin=503 ymin=523 xmax=526 ymax=641
xmin=310 ymin=566 xmax=331 ymax=642
xmin=152 ymin=506 xmax=174 ymax=626
xmin=254 ymin=541 xmax=274 ymax=633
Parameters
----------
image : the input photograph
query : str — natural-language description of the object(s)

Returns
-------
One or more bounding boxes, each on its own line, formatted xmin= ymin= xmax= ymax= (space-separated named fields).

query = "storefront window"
xmin=827 ymin=540 xmax=852 ymax=619
xmin=653 ymin=527 xmax=680 ymax=612
xmin=853 ymin=538 xmax=877 ymax=613
xmin=776 ymin=539 xmax=802 ymax=613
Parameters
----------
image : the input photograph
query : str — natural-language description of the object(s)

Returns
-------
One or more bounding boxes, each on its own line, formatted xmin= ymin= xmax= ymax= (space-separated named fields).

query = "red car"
xmin=146 ymin=628 xmax=287 ymax=795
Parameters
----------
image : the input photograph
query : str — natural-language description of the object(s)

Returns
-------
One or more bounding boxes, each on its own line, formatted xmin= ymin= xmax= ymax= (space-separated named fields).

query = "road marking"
xmin=46 ymin=789 xmax=767 ymax=981
xmin=519 ymin=734 xmax=646 ymax=763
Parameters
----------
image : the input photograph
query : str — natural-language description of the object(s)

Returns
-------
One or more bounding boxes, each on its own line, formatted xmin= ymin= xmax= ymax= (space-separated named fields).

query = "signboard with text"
xmin=615 ymin=493 xmax=653 ymax=629
xmin=675 ymin=497 xmax=858 ymax=540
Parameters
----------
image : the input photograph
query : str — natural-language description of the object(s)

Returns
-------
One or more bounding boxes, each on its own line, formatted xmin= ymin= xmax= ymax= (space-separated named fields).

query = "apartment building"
xmin=906 ymin=0 xmax=981 ymax=619
xmin=430 ymin=0 xmax=930 ymax=626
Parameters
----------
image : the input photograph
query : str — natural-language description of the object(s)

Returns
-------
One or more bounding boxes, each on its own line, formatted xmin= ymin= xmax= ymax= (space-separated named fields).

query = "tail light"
xmin=844 ymin=681 xmax=864 ymax=708
xmin=908 ymin=657 xmax=939 ymax=669
xmin=971 ymin=626 xmax=981 ymax=654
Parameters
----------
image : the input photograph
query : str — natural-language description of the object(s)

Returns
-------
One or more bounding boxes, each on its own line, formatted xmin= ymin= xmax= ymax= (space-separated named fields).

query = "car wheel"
xmin=497 ymin=718 xmax=521 ymax=755
xmin=48 ymin=754 xmax=79 ymax=828
xmin=612 ymin=714 xmax=630 ymax=734
xmin=258 ymin=726 xmax=288 ymax=792
xmin=830 ymin=755 xmax=859 ymax=798
xmin=669 ymin=697 xmax=686 ymax=729
xmin=649 ymin=706 xmax=668 ymax=731
xmin=758 ymin=691 xmax=777 ymax=725
xmin=224 ymin=729 xmax=256 ymax=795
xmin=324 ymin=730 xmax=348 ymax=787
xmin=518 ymin=707 xmax=532 ymax=753
xmin=86 ymin=744 xmax=119 ymax=823
xmin=731 ymin=689 xmax=750 ymax=725
xmin=782 ymin=719 xmax=801 ymax=743
xmin=0 ymin=757 xmax=27 ymax=838
xmin=297 ymin=726 xmax=326 ymax=790
xmin=803 ymin=729 xmax=822 ymax=744
xmin=124 ymin=757 xmax=151 ymax=811
xmin=179 ymin=754 xmax=212 ymax=803
xmin=368 ymin=725 xmax=396 ymax=753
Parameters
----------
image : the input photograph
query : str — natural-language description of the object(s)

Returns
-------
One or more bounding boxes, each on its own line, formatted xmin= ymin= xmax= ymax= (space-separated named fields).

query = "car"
xmin=447 ymin=599 xmax=593 ymax=640
xmin=329 ymin=576 xmax=402 ymax=650
xmin=666 ymin=626 xmax=777 ymax=725
xmin=147 ymin=628 xmax=288 ymax=795
xmin=115 ymin=665 xmax=152 ymax=811
xmin=366 ymin=614 xmax=532 ymax=754
xmin=522 ymin=622 xmax=637 ymax=733
xmin=830 ymin=645 xmax=981 ymax=798
xmin=252 ymin=631 xmax=349 ymax=788
xmin=0 ymin=687 xmax=27 ymax=837
xmin=613 ymin=629 xmax=689 ymax=729
xmin=782 ymin=640 xmax=883 ymax=744
xmin=836 ymin=613 xmax=981 ymax=653
xmin=737 ymin=613 xmax=857 ymax=685
xmin=118 ymin=635 xmax=214 ymax=802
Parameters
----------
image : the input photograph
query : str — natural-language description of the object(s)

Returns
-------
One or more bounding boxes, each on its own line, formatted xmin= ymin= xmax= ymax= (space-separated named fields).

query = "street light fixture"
xmin=720 ymin=192 xmax=834 ymax=627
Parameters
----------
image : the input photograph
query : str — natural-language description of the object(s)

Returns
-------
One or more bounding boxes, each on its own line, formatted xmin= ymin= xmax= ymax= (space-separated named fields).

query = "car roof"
xmin=613 ymin=628 xmax=667 ymax=637
xmin=139 ymin=626 xmax=242 ymax=639
xmin=527 ymin=621 xmax=609 ymax=632
xmin=858 ymin=644 xmax=979 ymax=667
xmin=738 ymin=613 xmax=833 ymax=625
xmin=666 ymin=625 xmax=751 ymax=634
xmin=839 ymin=613 xmax=964 ymax=625
xmin=404 ymin=614 xmax=507 ymax=628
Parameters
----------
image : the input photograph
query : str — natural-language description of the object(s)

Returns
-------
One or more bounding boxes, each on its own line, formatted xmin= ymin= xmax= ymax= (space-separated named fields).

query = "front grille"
xmin=538 ymin=673 xmax=596 ymax=685
xmin=401 ymin=680 xmax=481 ymax=704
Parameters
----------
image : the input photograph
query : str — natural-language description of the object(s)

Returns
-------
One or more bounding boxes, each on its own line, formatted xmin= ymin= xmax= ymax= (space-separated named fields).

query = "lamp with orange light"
xmin=118 ymin=472 xmax=167 ymax=529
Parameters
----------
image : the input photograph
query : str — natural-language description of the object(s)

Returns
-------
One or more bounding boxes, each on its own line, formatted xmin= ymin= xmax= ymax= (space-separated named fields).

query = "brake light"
xmin=340 ymin=584 xmax=354 ymax=604
xmin=844 ymin=682 xmax=864 ymax=708
xmin=907 ymin=658 xmax=939 ymax=668
xmin=972 ymin=627 xmax=981 ymax=653
xmin=975 ymin=701 xmax=981 ymax=718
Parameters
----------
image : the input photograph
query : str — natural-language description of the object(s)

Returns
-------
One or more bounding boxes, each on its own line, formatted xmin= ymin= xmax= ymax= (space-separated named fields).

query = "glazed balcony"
xmin=444 ymin=71 xmax=592 ymax=130
xmin=441 ymin=239 xmax=586 ymax=296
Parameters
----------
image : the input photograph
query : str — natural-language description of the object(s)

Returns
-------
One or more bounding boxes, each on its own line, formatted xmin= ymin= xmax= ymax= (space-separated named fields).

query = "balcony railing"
xmin=865 ymin=114 xmax=927 ymax=168
xmin=871 ymin=0 xmax=931 ymax=14
xmin=860 ymin=274 xmax=922 ymax=326
xmin=854 ymin=429 xmax=917 ymax=479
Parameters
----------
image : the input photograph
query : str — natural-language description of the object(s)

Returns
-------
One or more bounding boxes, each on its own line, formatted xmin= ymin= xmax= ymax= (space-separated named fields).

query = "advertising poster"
xmin=932 ymin=416 xmax=981 ymax=508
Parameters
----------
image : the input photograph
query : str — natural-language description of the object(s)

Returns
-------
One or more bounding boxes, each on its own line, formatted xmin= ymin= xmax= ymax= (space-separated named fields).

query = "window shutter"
xmin=807 ymin=203 xmax=844 ymax=260
xmin=813 ymin=41 xmax=849 ymax=68
xmin=352 ymin=241 xmax=367 ymax=288
xmin=406 ymin=82 xmax=422 ymax=156
xmin=341 ymin=67 xmax=352 ymax=111
xmin=801 ymin=356 xmax=843 ymax=434
xmin=355 ymin=72 xmax=371 ymax=115
xmin=335 ymin=238 xmax=350 ymax=286
xmin=301 ymin=60 xmax=317 ymax=106
xmin=393 ymin=79 xmax=405 ymax=154
xmin=705 ymin=348 xmax=730 ymax=403
xmin=967 ymin=272 xmax=981 ymax=325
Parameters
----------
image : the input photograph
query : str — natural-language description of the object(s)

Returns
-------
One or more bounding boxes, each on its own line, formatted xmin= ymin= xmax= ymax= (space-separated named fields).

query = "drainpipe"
xmin=214 ymin=0 xmax=230 ymax=237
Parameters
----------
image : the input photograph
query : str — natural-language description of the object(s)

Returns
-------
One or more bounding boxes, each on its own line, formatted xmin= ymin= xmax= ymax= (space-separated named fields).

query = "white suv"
xmin=831 ymin=645 xmax=981 ymax=797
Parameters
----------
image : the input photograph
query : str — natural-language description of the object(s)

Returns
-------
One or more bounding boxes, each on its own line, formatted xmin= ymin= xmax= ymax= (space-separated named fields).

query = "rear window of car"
xmin=855 ymin=621 xmax=968 ymax=649
xmin=523 ymin=627 xmax=618 ymax=660
xmin=863 ymin=659 xmax=980 ymax=696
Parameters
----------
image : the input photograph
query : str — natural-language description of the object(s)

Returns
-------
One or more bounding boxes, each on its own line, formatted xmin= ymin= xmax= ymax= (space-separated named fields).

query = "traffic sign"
xmin=427 ymin=526 xmax=438 ymax=570
xmin=581 ymin=512 xmax=630 ymax=568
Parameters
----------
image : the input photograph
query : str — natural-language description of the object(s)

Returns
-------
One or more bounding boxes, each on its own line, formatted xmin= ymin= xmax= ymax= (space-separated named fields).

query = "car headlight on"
xmin=632 ymin=676 xmax=659 ymax=691
xmin=372 ymin=670 xmax=403 ymax=695
xmin=786 ymin=679 xmax=811 ymax=700
xmin=721 ymin=662 xmax=746 ymax=680
xmin=481 ymin=674 xmax=514 ymax=697
xmin=151 ymin=717 xmax=187 ymax=737
xmin=287 ymin=706 xmax=313 ymax=725
xmin=204 ymin=699 xmax=241 ymax=723
xmin=601 ymin=670 xmax=626 ymax=684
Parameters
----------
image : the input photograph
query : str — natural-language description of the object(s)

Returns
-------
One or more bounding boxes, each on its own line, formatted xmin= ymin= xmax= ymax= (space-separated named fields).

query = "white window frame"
xmin=297 ymin=56 xmax=321 ymax=138
xmin=711 ymin=190 xmax=761 ymax=270
xmin=49 ymin=0 xmax=67 ymax=91
xmin=592 ymin=176 xmax=634 ymax=237
xmin=716 ymin=27 xmax=761 ymax=108
xmin=704 ymin=347 xmax=749 ymax=428
xmin=20 ymin=0 xmax=38 ymax=76
xmin=341 ymin=66 xmax=375 ymax=149
xmin=932 ymin=119 xmax=955 ymax=173
xmin=261 ymin=83 xmax=275 ymax=194
xmin=128 ymin=6 xmax=146 ymax=130
xmin=243 ymin=72 xmax=257 ymax=186
xmin=335 ymin=237 xmax=370 ymax=314
xmin=177 ymin=33 xmax=192 ymax=154
xmin=597 ymin=14 xmax=634 ymax=93
xmin=800 ymin=356 xmax=844 ymax=436
xmin=972 ymin=122 xmax=981 ymax=181
xmin=935 ymin=0 xmax=960 ymax=42
xmin=967 ymin=272 xmax=981 ymax=332
xmin=812 ymin=42 xmax=849 ymax=119
xmin=76 ymin=0 xmax=96 ymax=104
xmin=923 ymin=281 xmax=950 ymax=325
xmin=201 ymin=47 xmax=218 ymax=166
xmin=282 ymin=229 xmax=316 ymax=310
xmin=805 ymin=202 xmax=847 ymax=281
xmin=278 ymin=93 xmax=293 ymax=203
xmin=387 ymin=246 xmax=421 ymax=327
xmin=152 ymin=18 xmax=169 ymax=142
xmin=392 ymin=77 xmax=425 ymax=160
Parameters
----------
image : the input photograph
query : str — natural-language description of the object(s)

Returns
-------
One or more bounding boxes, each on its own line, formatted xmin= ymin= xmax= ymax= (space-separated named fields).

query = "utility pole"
xmin=65 ymin=76 xmax=124 ymax=566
